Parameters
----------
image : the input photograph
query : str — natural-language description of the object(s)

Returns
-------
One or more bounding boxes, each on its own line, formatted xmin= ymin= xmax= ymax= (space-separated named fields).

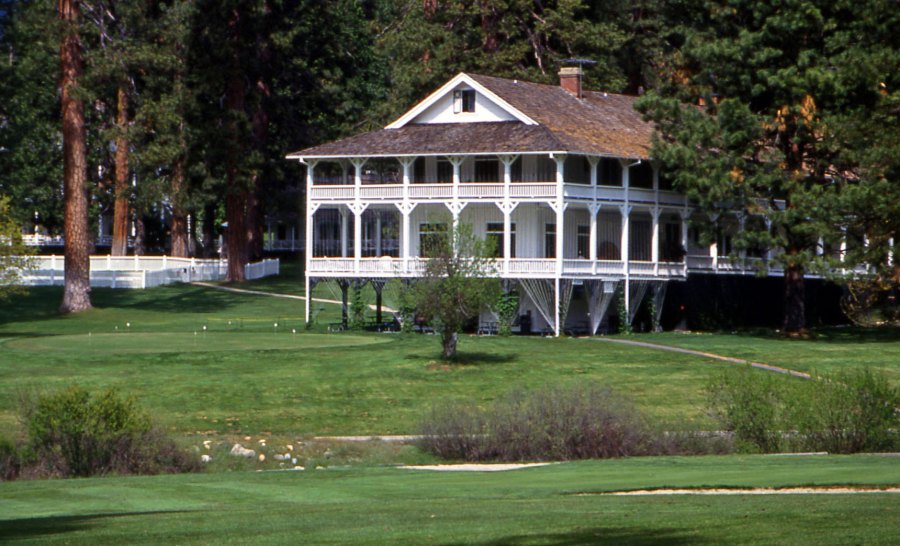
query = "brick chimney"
xmin=559 ymin=66 xmax=583 ymax=98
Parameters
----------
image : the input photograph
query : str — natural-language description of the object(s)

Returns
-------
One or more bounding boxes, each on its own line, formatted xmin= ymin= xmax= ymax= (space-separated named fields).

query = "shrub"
xmin=495 ymin=291 xmax=519 ymax=336
xmin=23 ymin=386 xmax=199 ymax=478
xmin=706 ymin=367 xmax=785 ymax=453
xmin=787 ymin=369 xmax=899 ymax=453
xmin=707 ymin=367 xmax=899 ymax=454
xmin=419 ymin=384 xmax=655 ymax=461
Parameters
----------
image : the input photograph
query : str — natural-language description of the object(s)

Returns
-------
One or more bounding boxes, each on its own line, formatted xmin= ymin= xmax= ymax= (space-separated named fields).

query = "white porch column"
xmin=554 ymin=154 xmax=566 ymax=276
xmin=303 ymin=159 xmax=318 ymax=324
xmin=680 ymin=208 xmax=690 ymax=274
xmin=352 ymin=205 xmax=364 ymax=273
xmin=449 ymin=156 xmax=465 ymax=233
xmin=502 ymin=204 xmax=512 ymax=273
xmin=340 ymin=210 xmax=349 ymax=258
xmin=888 ymin=237 xmax=894 ymax=267
xmin=400 ymin=156 xmax=414 ymax=202
xmin=620 ymin=204 xmax=632 ymax=317
xmin=651 ymin=206 xmax=660 ymax=274
xmin=588 ymin=204 xmax=600 ymax=262
xmin=397 ymin=202 xmax=414 ymax=274
xmin=499 ymin=155 xmax=518 ymax=275
xmin=375 ymin=212 xmax=382 ymax=257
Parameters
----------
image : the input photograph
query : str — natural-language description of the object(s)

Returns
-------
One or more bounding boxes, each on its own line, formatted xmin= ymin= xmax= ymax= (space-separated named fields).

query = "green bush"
xmin=788 ymin=369 xmax=899 ymax=453
xmin=706 ymin=367 xmax=785 ymax=453
xmin=23 ymin=386 xmax=199 ymax=478
xmin=707 ymin=367 xmax=899 ymax=454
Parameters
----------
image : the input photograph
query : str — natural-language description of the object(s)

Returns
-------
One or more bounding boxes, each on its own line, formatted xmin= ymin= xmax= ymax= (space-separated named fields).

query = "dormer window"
xmin=453 ymin=89 xmax=475 ymax=113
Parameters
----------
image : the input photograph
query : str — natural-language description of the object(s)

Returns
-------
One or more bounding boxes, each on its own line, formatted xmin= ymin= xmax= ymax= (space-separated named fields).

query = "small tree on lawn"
xmin=0 ymin=196 xmax=34 ymax=301
xmin=413 ymin=223 xmax=501 ymax=360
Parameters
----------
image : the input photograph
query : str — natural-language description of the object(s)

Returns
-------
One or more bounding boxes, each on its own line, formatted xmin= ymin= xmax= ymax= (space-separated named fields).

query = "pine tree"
xmin=59 ymin=0 xmax=91 ymax=313
xmin=636 ymin=0 xmax=899 ymax=333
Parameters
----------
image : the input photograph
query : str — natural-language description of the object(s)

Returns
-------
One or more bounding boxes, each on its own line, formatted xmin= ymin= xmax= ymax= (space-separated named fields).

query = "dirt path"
xmin=591 ymin=337 xmax=811 ymax=379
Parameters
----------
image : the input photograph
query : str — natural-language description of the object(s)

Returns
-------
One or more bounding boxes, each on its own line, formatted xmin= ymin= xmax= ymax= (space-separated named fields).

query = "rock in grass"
xmin=201 ymin=454 xmax=212 ymax=463
xmin=230 ymin=443 xmax=256 ymax=458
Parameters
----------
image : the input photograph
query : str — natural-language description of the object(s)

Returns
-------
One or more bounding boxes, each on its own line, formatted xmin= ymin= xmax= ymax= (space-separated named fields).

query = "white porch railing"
xmin=15 ymin=256 xmax=279 ymax=288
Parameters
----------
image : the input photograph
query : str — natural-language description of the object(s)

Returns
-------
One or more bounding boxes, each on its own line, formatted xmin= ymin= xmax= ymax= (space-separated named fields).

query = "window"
xmin=486 ymin=222 xmax=515 ymax=258
xmin=453 ymin=89 xmax=476 ymax=113
xmin=419 ymin=223 xmax=448 ymax=256
xmin=436 ymin=159 xmax=453 ymax=183
xmin=545 ymin=223 xmax=556 ymax=258
xmin=474 ymin=158 xmax=500 ymax=182
xmin=577 ymin=225 xmax=590 ymax=258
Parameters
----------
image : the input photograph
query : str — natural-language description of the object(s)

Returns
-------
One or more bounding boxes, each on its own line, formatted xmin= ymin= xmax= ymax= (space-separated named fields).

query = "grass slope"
xmin=1 ymin=455 xmax=897 ymax=545
xmin=637 ymin=330 xmax=900 ymax=384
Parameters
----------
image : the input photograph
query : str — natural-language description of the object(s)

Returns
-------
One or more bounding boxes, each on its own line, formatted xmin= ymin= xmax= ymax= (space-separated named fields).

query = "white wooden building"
xmin=287 ymin=68 xmax=772 ymax=335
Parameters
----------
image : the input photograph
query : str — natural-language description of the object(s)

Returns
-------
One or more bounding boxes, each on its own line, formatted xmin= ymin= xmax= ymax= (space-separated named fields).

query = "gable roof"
xmin=287 ymin=72 xmax=653 ymax=161
xmin=386 ymin=72 xmax=537 ymax=128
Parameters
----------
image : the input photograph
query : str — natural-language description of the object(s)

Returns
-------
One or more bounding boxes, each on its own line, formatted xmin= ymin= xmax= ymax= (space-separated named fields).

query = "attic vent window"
xmin=453 ymin=89 xmax=475 ymax=113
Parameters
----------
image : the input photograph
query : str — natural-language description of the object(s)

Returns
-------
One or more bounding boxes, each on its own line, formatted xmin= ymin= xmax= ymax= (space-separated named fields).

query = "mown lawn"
xmin=1 ymin=455 xmax=897 ymax=545
xmin=637 ymin=329 xmax=900 ymax=384
xmin=0 ymin=285 xmax=724 ymax=438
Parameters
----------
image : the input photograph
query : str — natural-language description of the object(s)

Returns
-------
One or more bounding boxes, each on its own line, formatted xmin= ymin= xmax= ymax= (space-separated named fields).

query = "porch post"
xmin=554 ymin=154 xmax=566 ymax=276
xmin=449 ymin=156 xmax=464 ymax=233
xmin=621 ymin=159 xmax=632 ymax=324
xmin=651 ymin=206 xmax=660 ymax=274
xmin=304 ymin=159 xmax=317 ymax=324
xmin=375 ymin=212 xmax=382 ymax=257
xmin=588 ymin=204 xmax=599 ymax=275
xmin=680 ymin=208 xmax=690 ymax=274
xmin=352 ymin=205 xmax=363 ymax=273
xmin=340 ymin=209 xmax=349 ymax=258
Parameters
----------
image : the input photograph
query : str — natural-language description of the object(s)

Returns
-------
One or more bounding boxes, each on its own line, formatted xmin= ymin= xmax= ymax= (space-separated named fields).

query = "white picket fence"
xmin=15 ymin=256 xmax=279 ymax=289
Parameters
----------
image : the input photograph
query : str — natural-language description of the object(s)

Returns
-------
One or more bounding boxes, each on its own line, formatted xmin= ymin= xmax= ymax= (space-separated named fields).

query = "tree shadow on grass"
xmin=406 ymin=352 xmax=518 ymax=366
xmin=0 ymin=510 xmax=198 ymax=542
xmin=0 ymin=285 xmax=255 ymax=328
xmin=440 ymin=526 xmax=705 ymax=546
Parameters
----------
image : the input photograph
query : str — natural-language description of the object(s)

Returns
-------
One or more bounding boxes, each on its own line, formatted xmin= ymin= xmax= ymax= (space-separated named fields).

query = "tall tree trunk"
xmin=783 ymin=259 xmax=806 ymax=335
xmin=224 ymin=6 xmax=247 ymax=282
xmin=170 ymin=157 xmax=189 ymax=257
xmin=111 ymin=84 xmax=130 ymax=256
xmin=59 ymin=0 xmax=92 ymax=313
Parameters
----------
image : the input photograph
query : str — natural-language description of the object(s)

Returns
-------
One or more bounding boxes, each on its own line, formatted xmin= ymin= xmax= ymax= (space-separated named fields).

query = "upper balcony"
xmin=306 ymin=154 xmax=687 ymax=209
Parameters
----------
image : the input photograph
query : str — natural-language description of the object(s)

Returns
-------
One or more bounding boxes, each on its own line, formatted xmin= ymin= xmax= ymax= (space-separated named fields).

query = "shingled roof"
xmin=288 ymin=73 xmax=653 ymax=160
